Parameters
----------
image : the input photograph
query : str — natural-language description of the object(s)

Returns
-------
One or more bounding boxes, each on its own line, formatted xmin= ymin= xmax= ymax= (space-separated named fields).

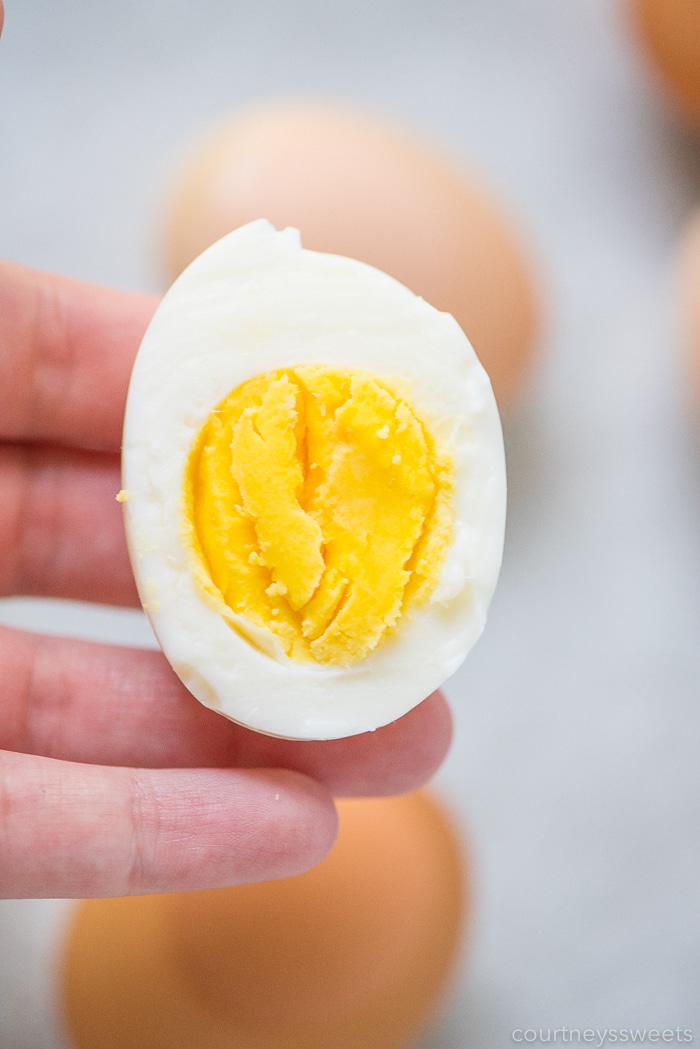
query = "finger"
xmin=0 ymin=262 xmax=157 ymax=450
xmin=1 ymin=627 xmax=453 ymax=797
xmin=235 ymin=690 xmax=453 ymax=798
xmin=0 ymin=445 xmax=138 ymax=604
xmin=0 ymin=750 xmax=337 ymax=899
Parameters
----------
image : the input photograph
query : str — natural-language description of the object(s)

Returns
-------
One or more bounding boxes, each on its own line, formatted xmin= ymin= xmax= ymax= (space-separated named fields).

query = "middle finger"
xmin=0 ymin=625 xmax=453 ymax=797
xmin=0 ymin=443 xmax=138 ymax=606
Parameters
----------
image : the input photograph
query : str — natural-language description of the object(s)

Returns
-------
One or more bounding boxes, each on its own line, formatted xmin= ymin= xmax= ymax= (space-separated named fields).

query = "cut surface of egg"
xmin=121 ymin=220 xmax=506 ymax=740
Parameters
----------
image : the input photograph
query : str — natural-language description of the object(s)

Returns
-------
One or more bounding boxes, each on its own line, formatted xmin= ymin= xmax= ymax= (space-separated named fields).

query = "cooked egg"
xmin=122 ymin=219 xmax=505 ymax=740
xmin=628 ymin=0 xmax=700 ymax=127
xmin=61 ymin=790 xmax=466 ymax=1049
xmin=160 ymin=100 xmax=539 ymax=409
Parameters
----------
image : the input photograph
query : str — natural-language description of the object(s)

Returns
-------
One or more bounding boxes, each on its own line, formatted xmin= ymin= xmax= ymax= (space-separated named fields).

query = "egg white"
xmin=121 ymin=220 xmax=505 ymax=740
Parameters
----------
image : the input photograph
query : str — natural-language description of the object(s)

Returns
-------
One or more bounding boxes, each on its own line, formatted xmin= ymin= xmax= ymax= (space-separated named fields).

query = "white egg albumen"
xmin=121 ymin=220 xmax=506 ymax=740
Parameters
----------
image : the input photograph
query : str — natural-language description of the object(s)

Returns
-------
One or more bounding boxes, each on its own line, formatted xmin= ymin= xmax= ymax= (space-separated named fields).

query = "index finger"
xmin=0 ymin=262 xmax=157 ymax=450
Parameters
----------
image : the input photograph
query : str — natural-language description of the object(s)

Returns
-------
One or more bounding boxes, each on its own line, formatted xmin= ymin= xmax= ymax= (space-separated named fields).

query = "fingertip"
xmin=130 ymin=765 xmax=339 ymax=894
xmin=360 ymin=688 xmax=454 ymax=798
xmin=230 ymin=688 xmax=454 ymax=800
xmin=0 ymin=755 xmax=338 ymax=900
xmin=414 ymin=688 xmax=454 ymax=778
xmin=248 ymin=768 xmax=339 ymax=881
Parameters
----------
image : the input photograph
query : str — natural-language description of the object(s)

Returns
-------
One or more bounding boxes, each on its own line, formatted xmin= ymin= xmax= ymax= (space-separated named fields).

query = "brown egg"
xmin=160 ymin=100 xmax=539 ymax=409
xmin=628 ymin=0 xmax=700 ymax=127
xmin=60 ymin=790 xmax=466 ymax=1049
xmin=680 ymin=206 xmax=700 ymax=412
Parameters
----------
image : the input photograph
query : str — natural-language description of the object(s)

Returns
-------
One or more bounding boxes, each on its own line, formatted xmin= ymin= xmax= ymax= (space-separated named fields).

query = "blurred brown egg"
xmin=628 ymin=0 xmax=700 ymax=127
xmin=160 ymin=100 xmax=539 ymax=409
xmin=60 ymin=790 xmax=466 ymax=1049
xmin=680 ymin=206 xmax=700 ymax=412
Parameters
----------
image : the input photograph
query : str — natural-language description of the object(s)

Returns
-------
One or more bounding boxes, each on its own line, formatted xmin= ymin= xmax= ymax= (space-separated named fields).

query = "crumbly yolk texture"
xmin=184 ymin=365 xmax=454 ymax=666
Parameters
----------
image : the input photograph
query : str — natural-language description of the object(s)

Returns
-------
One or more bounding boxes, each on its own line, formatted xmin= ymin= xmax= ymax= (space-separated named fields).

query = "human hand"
xmin=0 ymin=262 xmax=453 ymax=900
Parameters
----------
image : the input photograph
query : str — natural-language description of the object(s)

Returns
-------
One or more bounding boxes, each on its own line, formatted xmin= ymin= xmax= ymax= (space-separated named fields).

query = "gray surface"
xmin=1 ymin=0 xmax=700 ymax=1045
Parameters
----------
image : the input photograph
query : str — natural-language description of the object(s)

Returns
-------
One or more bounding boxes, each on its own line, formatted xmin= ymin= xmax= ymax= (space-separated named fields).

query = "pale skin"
xmin=0 ymin=258 xmax=453 ymax=900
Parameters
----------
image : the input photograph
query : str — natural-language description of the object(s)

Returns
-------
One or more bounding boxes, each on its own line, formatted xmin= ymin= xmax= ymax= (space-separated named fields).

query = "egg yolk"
xmin=184 ymin=365 xmax=454 ymax=666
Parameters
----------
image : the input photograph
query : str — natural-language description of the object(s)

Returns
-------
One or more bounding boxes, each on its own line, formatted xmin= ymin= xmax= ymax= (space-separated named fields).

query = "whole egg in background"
xmin=159 ymin=100 xmax=540 ymax=412
xmin=627 ymin=0 xmax=700 ymax=129
xmin=60 ymin=791 xmax=466 ymax=1049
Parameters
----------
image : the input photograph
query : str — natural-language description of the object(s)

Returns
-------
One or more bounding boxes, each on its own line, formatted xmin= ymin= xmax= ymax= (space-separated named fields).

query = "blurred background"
xmin=1 ymin=0 xmax=700 ymax=1045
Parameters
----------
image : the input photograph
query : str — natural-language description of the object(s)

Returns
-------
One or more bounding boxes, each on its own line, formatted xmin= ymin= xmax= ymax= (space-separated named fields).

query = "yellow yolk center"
xmin=184 ymin=365 xmax=454 ymax=666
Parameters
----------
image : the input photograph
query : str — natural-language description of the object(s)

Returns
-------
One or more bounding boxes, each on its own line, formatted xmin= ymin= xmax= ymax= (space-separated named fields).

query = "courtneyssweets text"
xmin=511 ymin=1029 xmax=693 ymax=1046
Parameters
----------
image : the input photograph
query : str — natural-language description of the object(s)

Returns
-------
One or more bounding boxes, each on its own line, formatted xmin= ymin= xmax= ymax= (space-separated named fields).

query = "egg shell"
xmin=60 ymin=791 xmax=466 ymax=1049
xmin=161 ymin=100 xmax=539 ymax=409
xmin=628 ymin=0 xmax=700 ymax=127
xmin=122 ymin=220 xmax=506 ymax=740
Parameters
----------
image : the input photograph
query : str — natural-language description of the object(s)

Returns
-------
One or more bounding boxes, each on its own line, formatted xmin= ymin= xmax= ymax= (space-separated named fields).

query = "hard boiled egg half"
xmin=121 ymin=220 xmax=506 ymax=740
